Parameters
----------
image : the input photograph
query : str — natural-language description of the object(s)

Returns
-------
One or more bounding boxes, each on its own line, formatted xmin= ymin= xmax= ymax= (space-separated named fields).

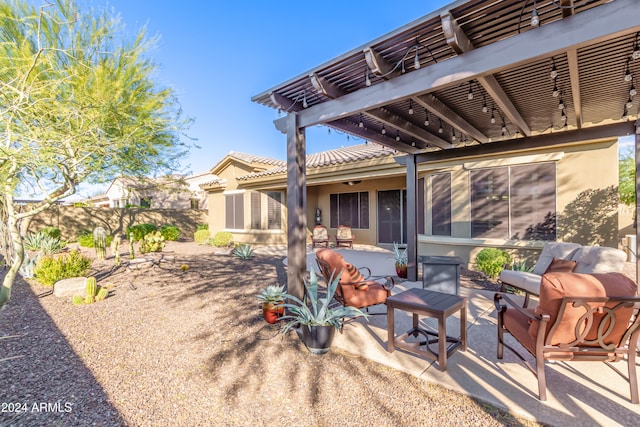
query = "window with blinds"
xmin=431 ymin=173 xmax=451 ymax=236
xmin=225 ymin=193 xmax=244 ymax=229
xmin=329 ymin=192 xmax=369 ymax=229
xmin=251 ymin=192 xmax=261 ymax=229
xmin=266 ymin=191 xmax=282 ymax=230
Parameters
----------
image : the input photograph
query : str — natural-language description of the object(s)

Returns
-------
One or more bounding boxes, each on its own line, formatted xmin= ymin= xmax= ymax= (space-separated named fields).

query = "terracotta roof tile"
xmin=228 ymin=151 xmax=286 ymax=167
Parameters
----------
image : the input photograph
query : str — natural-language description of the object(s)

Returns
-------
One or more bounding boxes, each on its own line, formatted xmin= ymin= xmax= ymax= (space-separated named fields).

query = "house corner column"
xmin=406 ymin=154 xmax=418 ymax=281
xmin=286 ymin=113 xmax=306 ymax=300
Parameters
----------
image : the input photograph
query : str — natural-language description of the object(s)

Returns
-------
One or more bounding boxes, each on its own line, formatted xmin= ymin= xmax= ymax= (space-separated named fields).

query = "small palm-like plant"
xmin=279 ymin=270 xmax=366 ymax=334
xmin=256 ymin=285 xmax=286 ymax=304
xmin=233 ymin=243 xmax=255 ymax=260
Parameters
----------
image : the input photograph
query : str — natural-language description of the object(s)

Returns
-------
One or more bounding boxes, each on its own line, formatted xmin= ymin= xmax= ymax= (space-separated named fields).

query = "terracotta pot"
xmin=301 ymin=324 xmax=336 ymax=354
xmin=262 ymin=302 xmax=284 ymax=324
xmin=395 ymin=262 xmax=408 ymax=279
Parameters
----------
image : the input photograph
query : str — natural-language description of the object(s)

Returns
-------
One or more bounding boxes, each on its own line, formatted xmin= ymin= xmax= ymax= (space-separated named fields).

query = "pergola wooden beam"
xmin=364 ymin=47 xmax=401 ymax=78
xmin=270 ymin=92 xmax=302 ymax=112
xmin=561 ymin=0 xmax=575 ymax=19
xmin=441 ymin=11 xmax=531 ymax=136
xmin=414 ymin=94 xmax=488 ymax=143
xmin=567 ymin=48 xmax=583 ymax=129
xmin=309 ymin=72 xmax=346 ymax=99
xmin=329 ymin=119 xmax=423 ymax=153
xmin=364 ymin=109 xmax=451 ymax=149
xmin=294 ymin=0 xmax=638 ymax=129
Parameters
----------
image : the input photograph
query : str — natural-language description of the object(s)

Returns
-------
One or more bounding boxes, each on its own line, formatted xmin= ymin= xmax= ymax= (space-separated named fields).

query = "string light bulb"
xmin=467 ymin=83 xmax=474 ymax=100
xmin=633 ymin=33 xmax=640 ymax=60
xmin=424 ymin=110 xmax=430 ymax=126
xmin=396 ymin=130 xmax=401 ymax=141
xmin=302 ymin=90 xmax=308 ymax=108
xmin=552 ymin=84 xmax=559 ymax=98
xmin=358 ymin=113 xmax=364 ymax=128
xmin=625 ymin=59 xmax=633 ymax=82
xmin=561 ymin=109 xmax=567 ymax=122
xmin=451 ymin=129 xmax=456 ymax=141
xmin=482 ymin=98 xmax=488 ymax=113
xmin=381 ymin=125 xmax=386 ymax=135
xmin=627 ymin=96 xmax=634 ymax=110
xmin=501 ymin=123 xmax=507 ymax=133
xmin=438 ymin=119 xmax=443 ymax=133
xmin=490 ymin=109 xmax=496 ymax=124
xmin=631 ymin=84 xmax=637 ymax=97
xmin=408 ymin=99 xmax=414 ymax=115
xmin=531 ymin=3 xmax=539 ymax=27
xmin=550 ymin=60 xmax=558 ymax=80
xmin=623 ymin=105 xmax=629 ymax=120
xmin=411 ymin=138 xmax=416 ymax=147
xmin=413 ymin=45 xmax=421 ymax=70
xmin=558 ymin=98 xmax=565 ymax=110
xmin=365 ymin=68 xmax=371 ymax=87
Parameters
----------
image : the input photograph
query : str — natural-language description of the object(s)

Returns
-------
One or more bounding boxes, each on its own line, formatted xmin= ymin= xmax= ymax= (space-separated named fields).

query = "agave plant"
xmin=279 ymin=270 xmax=366 ymax=335
xmin=23 ymin=231 xmax=66 ymax=255
xmin=392 ymin=242 xmax=407 ymax=265
xmin=256 ymin=284 xmax=286 ymax=304
xmin=233 ymin=243 xmax=255 ymax=260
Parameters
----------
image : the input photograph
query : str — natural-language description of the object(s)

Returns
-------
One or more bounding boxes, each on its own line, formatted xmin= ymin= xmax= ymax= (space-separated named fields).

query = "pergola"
xmin=252 ymin=0 xmax=640 ymax=299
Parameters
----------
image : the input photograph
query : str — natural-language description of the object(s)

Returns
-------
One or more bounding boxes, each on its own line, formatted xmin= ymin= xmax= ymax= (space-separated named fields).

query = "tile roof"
xmin=227 ymin=151 xmax=286 ymax=167
xmin=237 ymin=142 xmax=396 ymax=180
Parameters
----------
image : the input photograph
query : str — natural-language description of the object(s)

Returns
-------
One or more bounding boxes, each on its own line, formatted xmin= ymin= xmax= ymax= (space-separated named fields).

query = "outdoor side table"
xmin=386 ymin=288 xmax=467 ymax=371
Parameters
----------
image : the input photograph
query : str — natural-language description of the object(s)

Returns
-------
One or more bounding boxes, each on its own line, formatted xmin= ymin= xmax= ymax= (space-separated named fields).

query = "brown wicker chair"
xmin=315 ymin=248 xmax=393 ymax=312
xmin=335 ymin=225 xmax=354 ymax=248
xmin=495 ymin=272 xmax=640 ymax=403
xmin=311 ymin=225 xmax=330 ymax=249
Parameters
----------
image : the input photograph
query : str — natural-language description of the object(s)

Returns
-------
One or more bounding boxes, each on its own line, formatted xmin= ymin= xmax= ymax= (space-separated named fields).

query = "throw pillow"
xmin=346 ymin=263 xmax=367 ymax=290
xmin=544 ymin=257 xmax=577 ymax=274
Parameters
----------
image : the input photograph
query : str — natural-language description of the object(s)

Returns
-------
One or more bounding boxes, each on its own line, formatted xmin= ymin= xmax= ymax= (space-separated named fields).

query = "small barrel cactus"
xmin=72 ymin=295 xmax=85 ymax=305
xmin=86 ymin=277 xmax=97 ymax=298
xmin=95 ymin=287 xmax=109 ymax=302
xmin=94 ymin=227 xmax=107 ymax=260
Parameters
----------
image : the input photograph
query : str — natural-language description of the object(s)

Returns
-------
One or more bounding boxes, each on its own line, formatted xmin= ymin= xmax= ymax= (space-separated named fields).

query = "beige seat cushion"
xmin=570 ymin=246 xmax=627 ymax=274
xmin=532 ymin=242 xmax=581 ymax=275
xmin=499 ymin=270 xmax=542 ymax=294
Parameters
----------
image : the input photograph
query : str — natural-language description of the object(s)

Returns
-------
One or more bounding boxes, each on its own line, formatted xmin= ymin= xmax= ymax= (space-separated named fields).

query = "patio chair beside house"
xmin=495 ymin=271 xmax=640 ymax=403
xmin=311 ymin=225 xmax=330 ymax=249
xmin=335 ymin=225 xmax=354 ymax=248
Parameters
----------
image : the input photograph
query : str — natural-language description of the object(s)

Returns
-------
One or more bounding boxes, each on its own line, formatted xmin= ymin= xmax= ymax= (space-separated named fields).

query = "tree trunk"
xmin=0 ymin=197 xmax=25 ymax=310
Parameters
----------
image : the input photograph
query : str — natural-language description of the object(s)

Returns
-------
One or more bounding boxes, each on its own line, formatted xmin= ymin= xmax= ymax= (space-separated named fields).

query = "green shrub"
xmin=159 ymin=225 xmax=180 ymax=241
xmin=126 ymin=223 xmax=157 ymax=242
xmin=196 ymin=223 xmax=209 ymax=231
xmin=475 ymin=248 xmax=511 ymax=279
xmin=34 ymin=250 xmax=92 ymax=287
xmin=76 ymin=231 xmax=114 ymax=248
xmin=40 ymin=227 xmax=61 ymax=239
xmin=211 ymin=231 xmax=233 ymax=247
xmin=194 ymin=229 xmax=211 ymax=243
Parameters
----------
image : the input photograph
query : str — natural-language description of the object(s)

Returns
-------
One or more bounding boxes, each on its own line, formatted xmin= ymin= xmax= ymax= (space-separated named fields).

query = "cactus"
xmin=95 ymin=287 xmax=109 ymax=302
xmin=85 ymin=294 xmax=95 ymax=304
xmin=129 ymin=233 xmax=135 ymax=260
xmin=72 ymin=295 xmax=85 ymax=305
xmin=86 ymin=277 xmax=97 ymax=298
xmin=94 ymin=227 xmax=107 ymax=260
xmin=112 ymin=236 xmax=121 ymax=266
xmin=139 ymin=231 xmax=165 ymax=254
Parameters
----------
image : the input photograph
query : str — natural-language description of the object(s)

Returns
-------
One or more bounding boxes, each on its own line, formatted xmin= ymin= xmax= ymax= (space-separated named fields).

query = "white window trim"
xmin=463 ymin=152 xmax=563 ymax=170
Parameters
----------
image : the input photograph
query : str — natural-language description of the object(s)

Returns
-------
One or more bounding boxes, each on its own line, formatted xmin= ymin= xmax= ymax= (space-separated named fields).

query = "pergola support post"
xmin=286 ymin=113 xmax=307 ymax=300
xmin=633 ymin=130 xmax=640 ymax=288
xmin=406 ymin=154 xmax=418 ymax=281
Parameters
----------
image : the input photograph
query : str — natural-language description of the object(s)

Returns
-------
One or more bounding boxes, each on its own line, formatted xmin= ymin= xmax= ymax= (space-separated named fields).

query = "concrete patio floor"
xmin=286 ymin=246 xmax=640 ymax=427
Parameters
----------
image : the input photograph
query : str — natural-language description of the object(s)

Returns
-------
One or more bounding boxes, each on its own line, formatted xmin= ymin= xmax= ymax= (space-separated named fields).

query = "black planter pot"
xmin=301 ymin=325 xmax=336 ymax=355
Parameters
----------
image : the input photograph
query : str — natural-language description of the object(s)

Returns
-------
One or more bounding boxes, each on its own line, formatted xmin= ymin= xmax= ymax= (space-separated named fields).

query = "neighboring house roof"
xmin=227 ymin=152 xmax=286 ymax=167
xmin=237 ymin=143 xmax=396 ymax=181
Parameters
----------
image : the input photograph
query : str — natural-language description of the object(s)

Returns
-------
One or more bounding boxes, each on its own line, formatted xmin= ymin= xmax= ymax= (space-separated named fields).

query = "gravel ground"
xmin=0 ymin=242 xmax=542 ymax=427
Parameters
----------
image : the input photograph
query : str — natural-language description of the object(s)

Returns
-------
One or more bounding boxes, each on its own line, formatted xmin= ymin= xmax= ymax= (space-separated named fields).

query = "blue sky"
xmin=89 ymin=0 xmax=452 ymax=178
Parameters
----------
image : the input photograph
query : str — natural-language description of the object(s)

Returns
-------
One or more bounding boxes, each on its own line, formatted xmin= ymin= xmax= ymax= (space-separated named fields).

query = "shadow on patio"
xmin=299 ymin=247 xmax=640 ymax=427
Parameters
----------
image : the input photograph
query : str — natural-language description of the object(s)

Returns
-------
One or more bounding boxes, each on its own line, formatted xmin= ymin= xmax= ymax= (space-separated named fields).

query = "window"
xmin=140 ymin=197 xmax=151 ymax=208
xmin=113 ymin=199 xmax=120 ymax=208
xmin=190 ymin=198 xmax=199 ymax=210
xmin=418 ymin=177 xmax=425 ymax=235
xmin=431 ymin=173 xmax=451 ymax=236
xmin=225 ymin=193 xmax=244 ymax=229
xmin=266 ymin=191 xmax=282 ymax=230
xmin=330 ymin=192 xmax=369 ymax=229
xmin=470 ymin=163 xmax=556 ymax=240
xmin=250 ymin=192 xmax=261 ymax=229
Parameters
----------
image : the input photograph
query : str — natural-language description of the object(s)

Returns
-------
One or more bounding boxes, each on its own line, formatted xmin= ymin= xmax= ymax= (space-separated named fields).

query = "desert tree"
xmin=0 ymin=0 xmax=192 ymax=308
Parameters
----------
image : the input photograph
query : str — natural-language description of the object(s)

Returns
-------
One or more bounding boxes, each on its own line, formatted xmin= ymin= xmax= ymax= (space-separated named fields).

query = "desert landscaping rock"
xmin=53 ymin=277 xmax=87 ymax=298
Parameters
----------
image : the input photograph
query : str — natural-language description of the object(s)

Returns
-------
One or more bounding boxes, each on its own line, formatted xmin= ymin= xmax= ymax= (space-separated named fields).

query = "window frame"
xmin=329 ymin=191 xmax=369 ymax=229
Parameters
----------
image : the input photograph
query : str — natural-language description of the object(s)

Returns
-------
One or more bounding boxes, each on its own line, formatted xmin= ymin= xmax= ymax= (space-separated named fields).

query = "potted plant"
xmin=279 ymin=271 xmax=366 ymax=354
xmin=256 ymin=285 xmax=286 ymax=324
xmin=393 ymin=242 xmax=408 ymax=279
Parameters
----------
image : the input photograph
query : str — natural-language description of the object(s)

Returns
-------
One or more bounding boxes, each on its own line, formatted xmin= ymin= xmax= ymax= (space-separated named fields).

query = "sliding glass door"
xmin=377 ymin=190 xmax=407 ymax=244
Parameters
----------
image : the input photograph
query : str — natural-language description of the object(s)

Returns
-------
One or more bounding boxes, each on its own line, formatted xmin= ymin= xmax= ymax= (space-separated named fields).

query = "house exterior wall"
xmin=418 ymin=138 xmax=619 ymax=268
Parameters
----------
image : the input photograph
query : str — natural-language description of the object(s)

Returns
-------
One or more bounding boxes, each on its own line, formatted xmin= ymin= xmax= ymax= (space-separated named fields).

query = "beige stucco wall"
xmin=28 ymin=206 xmax=208 ymax=241
xmin=418 ymin=138 xmax=620 ymax=268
